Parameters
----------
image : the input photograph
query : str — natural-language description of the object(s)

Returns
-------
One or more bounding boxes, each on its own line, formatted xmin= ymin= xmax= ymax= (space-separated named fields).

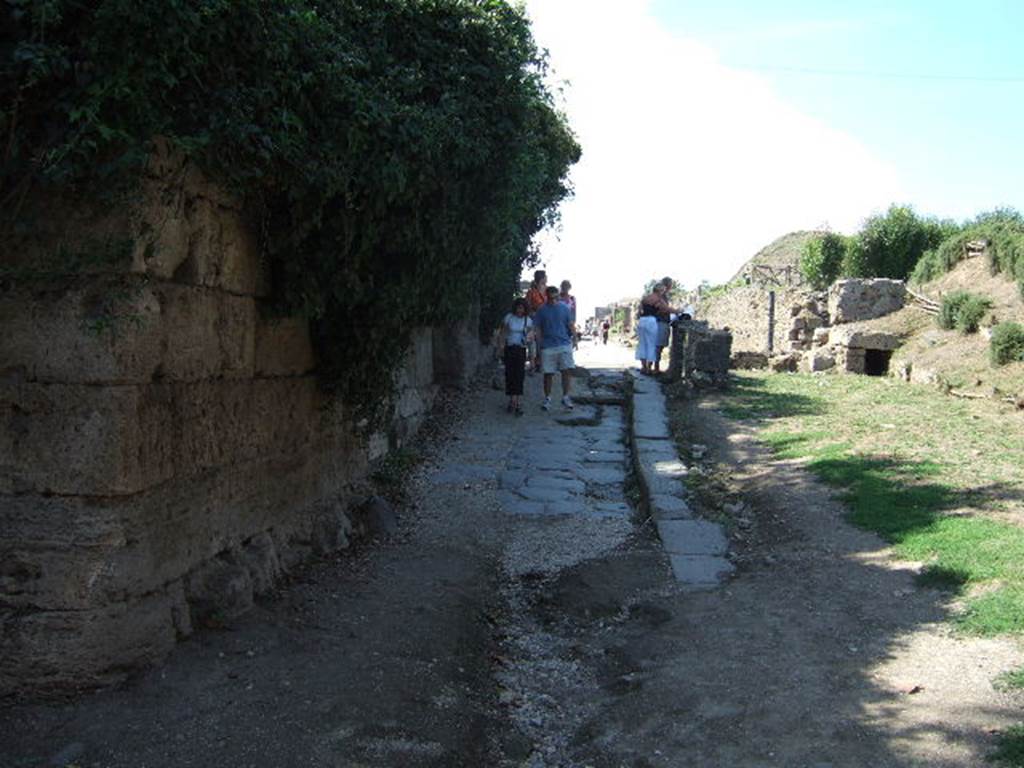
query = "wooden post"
xmin=767 ymin=290 xmax=775 ymax=354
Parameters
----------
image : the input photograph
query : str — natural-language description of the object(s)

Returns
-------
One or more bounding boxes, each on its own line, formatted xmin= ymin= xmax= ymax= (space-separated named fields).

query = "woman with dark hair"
xmin=497 ymin=297 xmax=533 ymax=415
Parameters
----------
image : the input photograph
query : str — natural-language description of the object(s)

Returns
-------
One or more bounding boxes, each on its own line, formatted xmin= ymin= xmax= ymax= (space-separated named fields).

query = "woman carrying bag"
xmin=497 ymin=298 xmax=533 ymax=415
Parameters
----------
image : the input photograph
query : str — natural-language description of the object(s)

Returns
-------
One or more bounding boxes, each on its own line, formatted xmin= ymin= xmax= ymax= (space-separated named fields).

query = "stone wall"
xmin=0 ymin=156 xmax=485 ymax=695
xmin=828 ymin=278 xmax=906 ymax=324
xmin=698 ymin=285 xmax=816 ymax=355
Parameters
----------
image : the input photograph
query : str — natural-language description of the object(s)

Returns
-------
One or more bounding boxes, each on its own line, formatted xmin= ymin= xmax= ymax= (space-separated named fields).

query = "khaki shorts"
xmin=540 ymin=345 xmax=575 ymax=373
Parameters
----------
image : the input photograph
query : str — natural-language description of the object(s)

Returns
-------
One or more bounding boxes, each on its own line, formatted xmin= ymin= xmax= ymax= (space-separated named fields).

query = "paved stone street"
xmin=4 ymin=341 xmax=1020 ymax=768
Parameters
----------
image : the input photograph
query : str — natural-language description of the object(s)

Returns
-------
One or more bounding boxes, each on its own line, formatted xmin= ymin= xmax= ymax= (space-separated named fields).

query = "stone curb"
xmin=626 ymin=370 xmax=734 ymax=589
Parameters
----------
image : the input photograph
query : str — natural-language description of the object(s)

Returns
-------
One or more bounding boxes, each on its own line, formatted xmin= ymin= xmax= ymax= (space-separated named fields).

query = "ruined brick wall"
xmin=0 ymin=156 xmax=482 ymax=695
xmin=697 ymin=285 xmax=816 ymax=355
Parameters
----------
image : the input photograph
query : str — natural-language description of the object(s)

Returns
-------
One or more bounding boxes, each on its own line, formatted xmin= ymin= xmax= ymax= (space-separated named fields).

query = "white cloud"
xmin=524 ymin=0 xmax=904 ymax=317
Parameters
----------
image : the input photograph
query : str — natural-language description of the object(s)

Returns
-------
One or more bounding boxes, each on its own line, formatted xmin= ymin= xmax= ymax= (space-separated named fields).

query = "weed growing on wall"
xmin=1 ymin=0 xmax=580 ymax=422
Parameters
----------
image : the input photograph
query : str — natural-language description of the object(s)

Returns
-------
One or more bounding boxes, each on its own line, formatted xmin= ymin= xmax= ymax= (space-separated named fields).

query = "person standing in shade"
xmin=533 ymin=285 xmax=577 ymax=410
xmin=559 ymin=279 xmax=579 ymax=350
xmin=497 ymin=297 xmax=532 ymax=415
xmin=525 ymin=270 xmax=547 ymax=371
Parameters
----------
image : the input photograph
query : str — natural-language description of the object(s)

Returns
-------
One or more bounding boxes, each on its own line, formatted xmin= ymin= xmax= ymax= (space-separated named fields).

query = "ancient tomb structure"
xmin=0 ymin=148 xmax=487 ymax=695
xmin=787 ymin=278 xmax=905 ymax=375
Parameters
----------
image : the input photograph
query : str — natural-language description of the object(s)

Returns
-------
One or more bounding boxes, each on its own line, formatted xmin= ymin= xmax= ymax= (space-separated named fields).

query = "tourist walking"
xmin=526 ymin=270 xmax=547 ymax=371
xmin=601 ymin=319 xmax=610 ymax=345
xmin=497 ymin=298 xmax=532 ymax=415
xmin=533 ymin=285 xmax=577 ymax=410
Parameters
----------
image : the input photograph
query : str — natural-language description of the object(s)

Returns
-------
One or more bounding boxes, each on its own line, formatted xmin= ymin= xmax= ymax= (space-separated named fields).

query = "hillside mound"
xmin=727 ymin=230 xmax=823 ymax=284
xmin=851 ymin=255 xmax=1024 ymax=395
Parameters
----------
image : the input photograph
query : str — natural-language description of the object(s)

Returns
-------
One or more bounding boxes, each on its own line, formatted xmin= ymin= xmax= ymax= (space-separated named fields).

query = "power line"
xmin=747 ymin=64 xmax=1024 ymax=83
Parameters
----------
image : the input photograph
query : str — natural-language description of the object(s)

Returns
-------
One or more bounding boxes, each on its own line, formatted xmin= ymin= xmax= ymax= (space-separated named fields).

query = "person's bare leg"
xmin=543 ymin=374 xmax=554 ymax=397
xmin=561 ymin=369 xmax=572 ymax=397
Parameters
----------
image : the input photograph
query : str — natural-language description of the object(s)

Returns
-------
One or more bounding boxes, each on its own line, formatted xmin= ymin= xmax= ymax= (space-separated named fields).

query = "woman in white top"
xmin=497 ymin=298 xmax=533 ymax=415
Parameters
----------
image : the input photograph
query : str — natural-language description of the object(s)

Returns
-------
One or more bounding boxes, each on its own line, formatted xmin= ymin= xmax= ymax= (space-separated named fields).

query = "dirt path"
xmin=3 ymin=349 xmax=1022 ymax=767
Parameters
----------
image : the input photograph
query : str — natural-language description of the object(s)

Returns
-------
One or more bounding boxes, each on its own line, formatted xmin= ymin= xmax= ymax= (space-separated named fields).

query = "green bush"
xmin=1 ymin=0 xmax=580 ymax=422
xmin=799 ymin=232 xmax=848 ymax=290
xmin=843 ymin=205 xmax=958 ymax=281
xmin=991 ymin=323 xmax=1024 ymax=366
xmin=937 ymin=291 xmax=991 ymax=334
xmin=910 ymin=209 xmax=1024 ymax=297
xmin=937 ymin=291 xmax=969 ymax=330
xmin=955 ymin=295 xmax=991 ymax=334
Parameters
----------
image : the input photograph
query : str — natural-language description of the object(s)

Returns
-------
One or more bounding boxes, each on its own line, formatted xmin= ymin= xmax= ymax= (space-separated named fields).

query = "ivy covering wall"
xmin=1 ymin=0 xmax=580 ymax=418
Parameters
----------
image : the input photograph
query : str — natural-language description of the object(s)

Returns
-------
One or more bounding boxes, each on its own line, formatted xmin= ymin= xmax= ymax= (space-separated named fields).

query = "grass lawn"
xmin=717 ymin=371 xmax=1024 ymax=637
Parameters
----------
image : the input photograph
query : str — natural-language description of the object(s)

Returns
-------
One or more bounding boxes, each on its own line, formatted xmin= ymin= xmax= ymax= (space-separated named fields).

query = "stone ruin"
xmin=770 ymin=278 xmax=904 ymax=375
xmin=829 ymin=278 xmax=906 ymax=324
xmin=668 ymin=319 xmax=732 ymax=386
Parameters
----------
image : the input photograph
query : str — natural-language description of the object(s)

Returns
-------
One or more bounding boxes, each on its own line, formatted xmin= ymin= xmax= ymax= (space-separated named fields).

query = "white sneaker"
xmin=562 ymin=395 xmax=574 ymax=410
xmin=541 ymin=397 xmax=552 ymax=411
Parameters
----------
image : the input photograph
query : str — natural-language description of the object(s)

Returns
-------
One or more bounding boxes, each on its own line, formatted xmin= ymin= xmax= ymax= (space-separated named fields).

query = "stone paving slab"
xmin=583 ymin=451 xmax=627 ymax=464
xmin=667 ymin=555 xmax=735 ymax=589
xmin=650 ymin=494 xmax=693 ymax=520
xmin=656 ymin=519 xmax=727 ymax=555
xmin=633 ymin=438 xmax=680 ymax=462
xmin=499 ymin=470 xmax=528 ymax=489
xmin=628 ymin=372 xmax=732 ymax=589
xmin=428 ymin=465 xmax=497 ymax=485
xmin=578 ymin=466 xmax=627 ymax=485
xmin=528 ymin=475 xmax=587 ymax=494
xmin=592 ymin=501 xmax=632 ymax=518
xmin=515 ymin=486 xmax=576 ymax=503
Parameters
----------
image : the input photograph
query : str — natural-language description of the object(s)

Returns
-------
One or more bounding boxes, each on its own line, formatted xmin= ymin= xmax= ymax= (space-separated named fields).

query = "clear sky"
xmin=522 ymin=0 xmax=1024 ymax=318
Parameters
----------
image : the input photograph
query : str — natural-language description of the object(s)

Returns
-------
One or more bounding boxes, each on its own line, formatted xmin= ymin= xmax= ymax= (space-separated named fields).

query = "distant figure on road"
xmin=533 ymin=286 xmax=577 ymax=411
xmin=497 ymin=298 xmax=532 ymax=416
xmin=601 ymin=319 xmax=610 ymax=345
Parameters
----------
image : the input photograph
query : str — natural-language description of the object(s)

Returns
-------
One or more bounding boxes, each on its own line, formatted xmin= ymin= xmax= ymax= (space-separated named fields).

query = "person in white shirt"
xmin=497 ymin=298 xmax=533 ymax=415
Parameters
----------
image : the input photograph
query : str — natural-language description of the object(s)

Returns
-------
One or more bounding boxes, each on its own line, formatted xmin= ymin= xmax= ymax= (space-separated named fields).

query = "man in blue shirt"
xmin=533 ymin=285 xmax=577 ymax=410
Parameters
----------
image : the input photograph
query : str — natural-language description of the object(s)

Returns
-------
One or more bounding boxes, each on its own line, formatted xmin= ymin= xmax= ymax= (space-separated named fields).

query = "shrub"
xmin=937 ymin=291 xmax=991 ymax=334
xmin=955 ymin=295 xmax=992 ymax=334
xmin=991 ymin=323 xmax=1024 ymax=366
xmin=800 ymin=232 xmax=848 ymax=290
xmin=910 ymin=209 xmax=1024 ymax=297
xmin=1 ymin=0 xmax=580 ymax=421
xmin=843 ymin=205 xmax=958 ymax=281
xmin=937 ymin=291 xmax=970 ymax=330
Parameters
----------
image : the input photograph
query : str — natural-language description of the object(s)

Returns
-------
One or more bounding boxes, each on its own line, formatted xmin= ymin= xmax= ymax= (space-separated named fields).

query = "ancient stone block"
xmin=0 ymin=377 xmax=327 ymax=496
xmin=813 ymin=328 xmax=830 ymax=346
xmin=237 ymin=533 xmax=282 ymax=596
xmin=829 ymin=278 xmax=906 ymax=324
xmin=800 ymin=352 xmax=835 ymax=373
xmin=0 ymin=282 xmax=257 ymax=384
xmin=830 ymin=329 xmax=900 ymax=351
xmin=731 ymin=351 xmax=768 ymax=370
xmin=0 ymin=590 xmax=181 ymax=694
xmin=185 ymin=556 xmax=254 ymax=626
xmin=770 ymin=353 xmax=800 ymax=372
xmin=254 ymin=316 xmax=315 ymax=377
